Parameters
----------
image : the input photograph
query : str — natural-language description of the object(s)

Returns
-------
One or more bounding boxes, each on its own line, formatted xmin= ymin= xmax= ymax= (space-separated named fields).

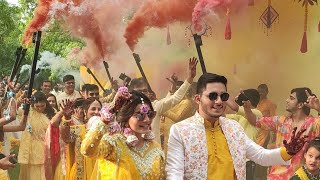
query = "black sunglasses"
xmin=208 ymin=92 xmax=229 ymax=101
xmin=134 ymin=111 xmax=157 ymax=121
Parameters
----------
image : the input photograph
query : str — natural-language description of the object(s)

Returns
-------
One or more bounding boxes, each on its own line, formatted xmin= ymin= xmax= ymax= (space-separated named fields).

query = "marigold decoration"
xmin=225 ymin=8 xmax=232 ymax=40
xmin=259 ymin=0 xmax=279 ymax=35
xmin=295 ymin=0 xmax=318 ymax=53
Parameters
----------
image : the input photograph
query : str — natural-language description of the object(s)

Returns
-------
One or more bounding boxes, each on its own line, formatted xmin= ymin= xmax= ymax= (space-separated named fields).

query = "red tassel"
xmin=166 ymin=25 xmax=171 ymax=45
xmin=248 ymin=0 xmax=254 ymax=6
xmin=300 ymin=32 xmax=307 ymax=53
xmin=318 ymin=21 xmax=320 ymax=32
xmin=225 ymin=17 xmax=231 ymax=40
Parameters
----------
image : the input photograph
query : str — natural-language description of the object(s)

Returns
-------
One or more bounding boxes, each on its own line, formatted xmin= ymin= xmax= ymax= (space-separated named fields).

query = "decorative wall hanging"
xmin=295 ymin=0 xmax=318 ymax=53
xmin=259 ymin=0 xmax=279 ymax=35
xmin=248 ymin=0 xmax=255 ymax=6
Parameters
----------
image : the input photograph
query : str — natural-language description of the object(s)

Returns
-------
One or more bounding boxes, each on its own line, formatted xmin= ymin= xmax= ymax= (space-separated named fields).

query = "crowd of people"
xmin=0 ymin=58 xmax=319 ymax=180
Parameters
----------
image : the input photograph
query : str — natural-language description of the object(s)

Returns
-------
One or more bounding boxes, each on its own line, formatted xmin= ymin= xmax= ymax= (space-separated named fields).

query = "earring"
xmin=142 ymin=131 xmax=155 ymax=140
xmin=142 ymin=127 xmax=155 ymax=140
xmin=123 ymin=128 xmax=138 ymax=146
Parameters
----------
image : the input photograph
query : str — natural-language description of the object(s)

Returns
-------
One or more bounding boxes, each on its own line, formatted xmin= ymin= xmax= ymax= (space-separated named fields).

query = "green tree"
xmin=1 ymin=0 xmax=85 ymax=85
xmin=0 ymin=0 xmax=22 ymax=75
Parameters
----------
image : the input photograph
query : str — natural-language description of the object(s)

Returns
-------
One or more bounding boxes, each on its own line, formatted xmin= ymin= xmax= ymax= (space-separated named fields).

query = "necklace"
xmin=130 ymin=141 xmax=149 ymax=156
xmin=303 ymin=165 xmax=320 ymax=180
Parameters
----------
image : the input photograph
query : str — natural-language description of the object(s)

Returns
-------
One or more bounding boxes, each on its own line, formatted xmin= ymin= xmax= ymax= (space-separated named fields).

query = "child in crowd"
xmin=291 ymin=137 xmax=320 ymax=180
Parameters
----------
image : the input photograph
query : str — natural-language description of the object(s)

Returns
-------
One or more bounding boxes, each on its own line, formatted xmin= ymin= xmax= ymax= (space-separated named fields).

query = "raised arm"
xmin=81 ymin=120 xmax=115 ymax=160
xmin=242 ymin=100 xmax=258 ymax=126
xmin=51 ymin=99 xmax=74 ymax=127
xmin=155 ymin=58 xmax=198 ymax=114
xmin=3 ymin=114 xmax=27 ymax=132
xmin=0 ymin=98 xmax=17 ymax=127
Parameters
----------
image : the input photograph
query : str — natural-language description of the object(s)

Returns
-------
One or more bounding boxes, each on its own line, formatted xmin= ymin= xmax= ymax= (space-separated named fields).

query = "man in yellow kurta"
xmin=226 ymin=89 xmax=263 ymax=180
xmin=226 ymin=89 xmax=262 ymax=142
xmin=161 ymin=81 xmax=197 ymax=152
xmin=166 ymin=73 xmax=301 ymax=180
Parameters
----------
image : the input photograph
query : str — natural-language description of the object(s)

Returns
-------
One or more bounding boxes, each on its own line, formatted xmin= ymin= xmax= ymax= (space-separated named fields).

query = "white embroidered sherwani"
xmin=166 ymin=112 xmax=290 ymax=180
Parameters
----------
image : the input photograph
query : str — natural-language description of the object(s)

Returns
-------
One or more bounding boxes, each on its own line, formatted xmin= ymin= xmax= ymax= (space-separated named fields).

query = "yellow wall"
xmin=80 ymin=1 xmax=320 ymax=115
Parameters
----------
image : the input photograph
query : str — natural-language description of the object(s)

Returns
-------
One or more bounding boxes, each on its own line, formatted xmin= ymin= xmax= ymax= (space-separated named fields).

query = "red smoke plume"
xmin=124 ymin=0 xmax=198 ymax=51
xmin=22 ymin=0 xmax=84 ymax=46
xmin=22 ymin=0 xmax=54 ymax=46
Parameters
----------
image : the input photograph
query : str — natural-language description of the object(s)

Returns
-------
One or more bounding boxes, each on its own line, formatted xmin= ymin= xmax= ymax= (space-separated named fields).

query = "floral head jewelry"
xmin=140 ymin=97 xmax=150 ymax=114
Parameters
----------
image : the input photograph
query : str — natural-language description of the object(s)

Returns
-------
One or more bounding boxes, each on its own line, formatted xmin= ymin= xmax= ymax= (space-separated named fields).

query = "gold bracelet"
xmin=61 ymin=118 xmax=72 ymax=127
xmin=62 ymin=121 xmax=70 ymax=127
xmin=62 ymin=118 xmax=72 ymax=123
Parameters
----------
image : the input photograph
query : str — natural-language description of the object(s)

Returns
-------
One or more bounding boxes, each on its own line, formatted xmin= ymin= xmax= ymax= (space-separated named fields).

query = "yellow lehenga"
xmin=65 ymin=123 xmax=95 ymax=180
xmin=81 ymin=121 xmax=165 ymax=180
xmin=0 ymin=142 xmax=9 ymax=180
xmin=18 ymin=109 xmax=49 ymax=180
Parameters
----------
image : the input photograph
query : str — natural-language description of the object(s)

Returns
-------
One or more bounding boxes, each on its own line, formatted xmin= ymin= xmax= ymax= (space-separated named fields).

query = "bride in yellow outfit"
xmin=81 ymin=87 xmax=165 ymax=180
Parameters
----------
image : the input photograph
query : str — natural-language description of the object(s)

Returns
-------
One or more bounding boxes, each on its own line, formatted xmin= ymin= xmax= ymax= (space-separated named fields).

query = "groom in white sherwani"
xmin=166 ymin=73 xmax=306 ymax=180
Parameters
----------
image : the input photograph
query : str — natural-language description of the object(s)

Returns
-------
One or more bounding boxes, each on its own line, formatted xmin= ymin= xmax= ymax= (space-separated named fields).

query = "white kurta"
xmin=151 ymin=80 xmax=191 ymax=143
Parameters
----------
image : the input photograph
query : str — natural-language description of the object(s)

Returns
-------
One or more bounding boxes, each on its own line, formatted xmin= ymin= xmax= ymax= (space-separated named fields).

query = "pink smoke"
xmin=124 ymin=0 xmax=198 ymax=51
xmin=50 ymin=0 xmax=142 ymax=67
xmin=192 ymin=0 xmax=249 ymax=33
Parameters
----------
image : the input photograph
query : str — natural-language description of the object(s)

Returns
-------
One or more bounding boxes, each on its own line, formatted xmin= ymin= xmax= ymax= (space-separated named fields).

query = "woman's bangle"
xmin=61 ymin=118 xmax=72 ymax=127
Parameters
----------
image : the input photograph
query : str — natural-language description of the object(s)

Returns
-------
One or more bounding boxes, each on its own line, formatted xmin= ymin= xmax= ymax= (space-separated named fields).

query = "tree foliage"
xmin=0 ymin=0 xmax=84 ymax=85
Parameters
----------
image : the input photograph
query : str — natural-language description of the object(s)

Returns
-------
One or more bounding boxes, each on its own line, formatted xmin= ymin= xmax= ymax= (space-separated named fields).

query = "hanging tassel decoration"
xmin=300 ymin=32 xmax=307 ymax=53
xmin=166 ymin=25 xmax=171 ymax=45
xmin=248 ymin=0 xmax=254 ymax=6
xmin=225 ymin=8 xmax=232 ymax=40
xmin=300 ymin=4 xmax=308 ymax=53
xmin=318 ymin=20 xmax=320 ymax=32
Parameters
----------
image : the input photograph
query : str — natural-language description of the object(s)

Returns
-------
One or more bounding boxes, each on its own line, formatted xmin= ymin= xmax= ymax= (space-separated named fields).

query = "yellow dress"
xmin=81 ymin=121 xmax=165 ymax=180
xmin=0 ymin=142 xmax=8 ymax=180
xmin=65 ymin=124 xmax=95 ymax=180
xmin=290 ymin=166 xmax=320 ymax=180
xmin=18 ymin=109 xmax=49 ymax=180
xmin=53 ymin=159 xmax=65 ymax=180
